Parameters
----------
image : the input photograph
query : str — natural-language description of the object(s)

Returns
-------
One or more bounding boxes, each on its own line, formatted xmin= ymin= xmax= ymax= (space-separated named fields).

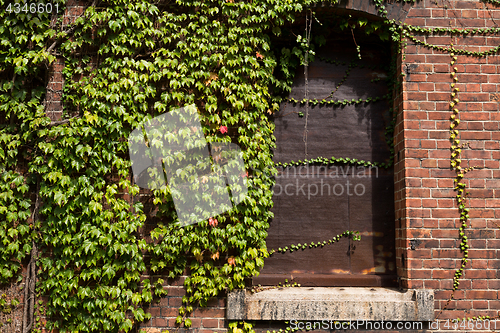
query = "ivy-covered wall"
xmin=1 ymin=0 xmax=500 ymax=332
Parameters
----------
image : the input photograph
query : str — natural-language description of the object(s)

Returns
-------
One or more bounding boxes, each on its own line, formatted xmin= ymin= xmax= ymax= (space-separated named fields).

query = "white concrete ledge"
xmin=227 ymin=287 xmax=434 ymax=322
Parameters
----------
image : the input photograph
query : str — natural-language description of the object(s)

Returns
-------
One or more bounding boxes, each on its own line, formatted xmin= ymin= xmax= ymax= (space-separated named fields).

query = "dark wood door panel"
xmin=274 ymin=103 xmax=391 ymax=163
xmin=274 ymin=41 xmax=392 ymax=164
xmin=263 ymin=173 xmax=351 ymax=274
xmin=348 ymin=172 xmax=396 ymax=276
xmin=261 ymin=238 xmax=351 ymax=275
xmin=258 ymin=167 xmax=396 ymax=280
xmin=257 ymin=36 xmax=396 ymax=287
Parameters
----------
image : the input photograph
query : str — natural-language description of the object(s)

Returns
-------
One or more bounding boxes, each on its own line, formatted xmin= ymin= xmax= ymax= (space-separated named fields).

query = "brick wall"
xmin=139 ymin=277 xmax=227 ymax=333
xmin=3 ymin=1 xmax=500 ymax=332
xmin=0 ymin=282 xmax=23 ymax=332
xmin=398 ymin=0 xmax=500 ymax=322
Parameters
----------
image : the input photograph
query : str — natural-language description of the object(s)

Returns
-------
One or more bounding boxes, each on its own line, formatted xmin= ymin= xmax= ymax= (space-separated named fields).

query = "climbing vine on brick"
xmin=399 ymin=24 xmax=499 ymax=320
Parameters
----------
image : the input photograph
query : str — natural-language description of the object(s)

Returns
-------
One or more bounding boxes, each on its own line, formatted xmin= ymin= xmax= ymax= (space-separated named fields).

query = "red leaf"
xmin=209 ymin=217 xmax=218 ymax=227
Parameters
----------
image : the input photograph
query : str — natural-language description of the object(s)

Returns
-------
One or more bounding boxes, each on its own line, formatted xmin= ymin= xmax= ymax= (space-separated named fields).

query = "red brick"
xmin=405 ymin=54 xmax=426 ymax=63
xmin=486 ymin=199 xmax=500 ymax=208
xmin=433 ymin=249 xmax=461 ymax=258
xmin=484 ymin=102 xmax=499 ymax=111
xmin=456 ymin=300 xmax=473 ymax=310
xmin=202 ymin=319 xmax=219 ymax=328
xmin=468 ymin=189 xmax=494 ymax=198
xmin=466 ymin=290 xmax=497 ymax=299
xmin=165 ymin=287 xmax=186 ymax=296
xmin=410 ymin=8 xmax=432 ymax=17
xmin=437 ymin=159 xmax=451 ymax=169
xmin=168 ymin=297 xmax=183 ymax=307
xmin=406 ymin=168 xmax=430 ymax=178
xmin=467 ymin=121 xmax=484 ymax=130
xmin=432 ymin=188 xmax=456 ymax=198
xmin=472 ymin=300 xmax=489 ymax=309
xmin=489 ymin=260 xmax=500 ymax=269
xmin=149 ymin=307 xmax=161 ymax=317
xmin=422 ymin=178 xmax=437 ymax=188
xmin=428 ymin=111 xmax=450 ymax=120
xmin=461 ymin=112 xmax=490 ymax=121
xmin=432 ymin=228 xmax=460 ymax=238
xmin=433 ymin=269 xmax=455 ymax=279
xmin=414 ymin=63 xmax=434 ymax=72
xmin=154 ymin=318 xmax=168 ymax=326
xmin=440 ymin=239 xmax=460 ymax=249
xmin=406 ymin=74 xmax=427 ymax=82
xmin=407 ymin=269 xmax=429 ymax=279
xmin=405 ymin=17 xmax=426 ymax=26
xmin=431 ymin=169 xmax=456 ymax=178
xmin=405 ymin=178 xmax=422 ymax=187
xmin=408 ymin=208 xmax=431 ymax=218
xmin=419 ymin=82 xmax=435 ymax=91
xmin=460 ymin=74 xmax=489 ymax=83
xmin=481 ymin=64 xmax=497 ymax=73
xmin=461 ymin=93 xmax=490 ymax=102
xmin=426 ymin=55 xmax=453 ymax=64
xmin=192 ymin=308 xmax=225 ymax=318
xmin=421 ymin=140 xmax=437 ymax=149
xmin=484 ymin=122 xmax=499 ymax=130
xmin=162 ymin=307 xmax=181 ymax=317
xmin=407 ymin=259 xmax=423 ymax=268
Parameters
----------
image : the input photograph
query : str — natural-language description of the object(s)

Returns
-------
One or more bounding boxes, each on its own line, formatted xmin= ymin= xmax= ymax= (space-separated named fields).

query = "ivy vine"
xmin=267 ymin=230 xmax=361 ymax=255
xmin=277 ymin=156 xmax=391 ymax=170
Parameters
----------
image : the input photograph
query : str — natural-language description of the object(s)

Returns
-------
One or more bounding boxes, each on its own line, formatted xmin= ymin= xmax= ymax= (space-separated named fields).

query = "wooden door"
xmin=255 ymin=35 xmax=397 ymax=287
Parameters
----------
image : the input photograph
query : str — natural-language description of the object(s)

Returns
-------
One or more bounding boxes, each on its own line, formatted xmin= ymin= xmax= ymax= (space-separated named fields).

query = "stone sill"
xmin=227 ymin=287 xmax=434 ymax=322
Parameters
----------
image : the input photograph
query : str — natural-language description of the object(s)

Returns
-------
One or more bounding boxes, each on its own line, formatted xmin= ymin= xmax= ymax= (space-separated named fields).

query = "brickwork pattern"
xmin=0 ymin=282 xmax=24 ymax=333
xmin=2 ymin=1 xmax=500 ymax=332
xmin=400 ymin=0 xmax=500 ymax=323
xmin=139 ymin=277 xmax=228 ymax=332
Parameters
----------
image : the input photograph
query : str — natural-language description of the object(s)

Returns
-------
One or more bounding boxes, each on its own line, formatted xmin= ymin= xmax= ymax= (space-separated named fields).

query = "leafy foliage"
xmin=0 ymin=169 xmax=32 ymax=284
